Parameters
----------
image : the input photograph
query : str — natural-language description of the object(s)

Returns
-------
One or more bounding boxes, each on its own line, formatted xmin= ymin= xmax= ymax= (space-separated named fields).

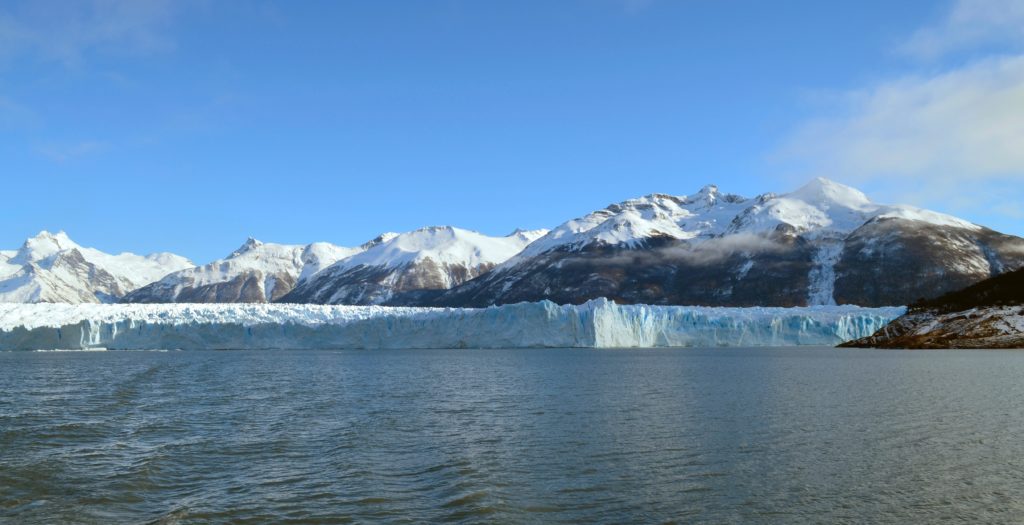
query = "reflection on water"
xmin=2 ymin=348 xmax=1024 ymax=523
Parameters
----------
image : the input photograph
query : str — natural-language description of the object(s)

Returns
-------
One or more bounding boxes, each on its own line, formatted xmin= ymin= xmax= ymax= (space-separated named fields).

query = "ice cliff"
xmin=0 ymin=300 xmax=903 ymax=350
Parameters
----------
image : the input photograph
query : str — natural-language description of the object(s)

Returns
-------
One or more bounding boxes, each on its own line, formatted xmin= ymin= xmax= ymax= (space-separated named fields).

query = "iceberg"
xmin=0 ymin=299 xmax=904 ymax=351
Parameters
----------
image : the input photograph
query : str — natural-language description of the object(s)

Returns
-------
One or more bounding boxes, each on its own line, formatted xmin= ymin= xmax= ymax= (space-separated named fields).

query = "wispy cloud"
xmin=900 ymin=0 xmax=1024 ymax=60
xmin=620 ymin=0 xmax=656 ymax=15
xmin=564 ymin=234 xmax=786 ymax=267
xmin=0 ymin=1 xmax=185 ymax=159
xmin=0 ymin=0 xmax=180 ymax=67
xmin=37 ymin=140 xmax=108 ymax=163
xmin=779 ymin=0 xmax=1024 ymax=222
xmin=0 ymin=94 xmax=39 ymax=129
xmin=783 ymin=56 xmax=1024 ymax=181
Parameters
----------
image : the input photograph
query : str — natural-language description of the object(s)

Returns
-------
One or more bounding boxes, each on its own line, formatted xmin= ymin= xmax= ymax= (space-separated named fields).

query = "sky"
xmin=1 ymin=0 xmax=1022 ymax=263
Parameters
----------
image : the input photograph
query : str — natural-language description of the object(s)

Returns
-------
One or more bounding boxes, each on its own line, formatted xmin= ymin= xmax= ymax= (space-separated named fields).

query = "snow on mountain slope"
xmin=301 ymin=242 xmax=372 ymax=281
xmin=123 ymin=238 xmax=360 ymax=303
xmin=333 ymin=226 xmax=545 ymax=272
xmin=729 ymin=178 xmax=979 ymax=236
xmin=281 ymin=227 xmax=548 ymax=305
xmin=519 ymin=178 xmax=977 ymax=257
xmin=0 ymin=300 xmax=903 ymax=350
xmin=9 ymin=178 xmax=1017 ymax=310
xmin=0 ymin=231 xmax=194 ymax=303
xmin=437 ymin=179 xmax=1023 ymax=308
xmin=516 ymin=186 xmax=749 ymax=260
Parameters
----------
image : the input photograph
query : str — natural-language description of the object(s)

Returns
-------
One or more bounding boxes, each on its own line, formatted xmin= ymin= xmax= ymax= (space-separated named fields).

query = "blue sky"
xmin=1 ymin=0 xmax=1022 ymax=263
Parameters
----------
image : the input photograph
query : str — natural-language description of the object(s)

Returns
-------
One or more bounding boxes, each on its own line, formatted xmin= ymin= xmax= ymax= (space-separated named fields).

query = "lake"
xmin=2 ymin=347 xmax=1023 ymax=523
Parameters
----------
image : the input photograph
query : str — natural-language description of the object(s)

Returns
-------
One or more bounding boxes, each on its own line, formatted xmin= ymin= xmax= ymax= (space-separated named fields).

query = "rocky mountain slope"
xmin=122 ymin=238 xmax=360 ymax=303
xmin=840 ymin=268 xmax=1024 ymax=348
xmin=0 ymin=231 xmax=193 ymax=303
xmin=435 ymin=178 xmax=1024 ymax=308
xmin=280 ymin=227 xmax=547 ymax=305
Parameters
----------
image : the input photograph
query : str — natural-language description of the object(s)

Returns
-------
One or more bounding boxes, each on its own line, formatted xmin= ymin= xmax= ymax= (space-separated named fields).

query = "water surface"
xmin=2 ymin=347 xmax=1023 ymax=523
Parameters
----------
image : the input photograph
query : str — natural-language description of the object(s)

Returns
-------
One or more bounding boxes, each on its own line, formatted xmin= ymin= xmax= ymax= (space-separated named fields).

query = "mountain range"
xmin=435 ymin=178 xmax=1024 ymax=308
xmin=3 ymin=178 xmax=1022 ymax=308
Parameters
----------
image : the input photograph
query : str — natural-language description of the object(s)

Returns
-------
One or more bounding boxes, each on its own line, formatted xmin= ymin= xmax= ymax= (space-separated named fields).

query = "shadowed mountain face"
xmin=280 ymin=258 xmax=493 ymax=306
xmin=833 ymin=219 xmax=1024 ymax=306
xmin=434 ymin=180 xmax=1024 ymax=308
xmin=135 ymin=272 xmax=299 ymax=303
xmin=909 ymin=267 xmax=1024 ymax=314
xmin=433 ymin=232 xmax=816 ymax=307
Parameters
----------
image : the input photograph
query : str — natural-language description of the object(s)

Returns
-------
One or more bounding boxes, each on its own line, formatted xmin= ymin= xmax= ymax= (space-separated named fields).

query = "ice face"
xmin=0 ymin=300 xmax=903 ymax=351
xmin=589 ymin=300 xmax=901 ymax=347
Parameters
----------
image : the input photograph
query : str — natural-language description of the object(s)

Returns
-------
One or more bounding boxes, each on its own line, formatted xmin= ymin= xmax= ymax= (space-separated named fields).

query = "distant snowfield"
xmin=0 ymin=300 xmax=903 ymax=350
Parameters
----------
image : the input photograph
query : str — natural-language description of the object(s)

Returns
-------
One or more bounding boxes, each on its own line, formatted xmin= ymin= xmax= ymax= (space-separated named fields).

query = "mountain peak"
xmin=3 ymin=231 xmax=192 ymax=303
xmin=682 ymin=184 xmax=747 ymax=208
xmin=338 ymin=225 xmax=538 ymax=271
xmin=28 ymin=230 xmax=75 ymax=246
xmin=698 ymin=184 xmax=719 ymax=195
xmin=414 ymin=225 xmax=458 ymax=235
xmin=386 ymin=226 xmax=466 ymax=249
xmin=15 ymin=230 xmax=79 ymax=263
xmin=691 ymin=184 xmax=719 ymax=204
xmin=361 ymin=232 xmax=400 ymax=250
xmin=508 ymin=228 xmax=549 ymax=243
xmin=230 ymin=237 xmax=264 ymax=258
xmin=788 ymin=177 xmax=871 ymax=209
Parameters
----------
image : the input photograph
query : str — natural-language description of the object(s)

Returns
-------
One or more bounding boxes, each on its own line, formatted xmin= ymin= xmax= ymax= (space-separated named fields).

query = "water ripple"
xmin=2 ymin=348 xmax=1024 ymax=523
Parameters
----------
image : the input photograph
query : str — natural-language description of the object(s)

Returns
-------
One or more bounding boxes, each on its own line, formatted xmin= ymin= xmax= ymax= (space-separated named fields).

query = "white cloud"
xmin=779 ymin=1 xmax=1024 ymax=223
xmin=0 ymin=0 xmax=179 ymax=67
xmin=901 ymin=0 xmax=1024 ymax=59
xmin=784 ymin=55 xmax=1024 ymax=182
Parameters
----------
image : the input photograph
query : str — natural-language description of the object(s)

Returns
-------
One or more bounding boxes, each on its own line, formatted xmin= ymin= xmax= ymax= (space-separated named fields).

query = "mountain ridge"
xmin=0 ymin=231 xmax=194 ymax=303
xmin=122 ymin=238 xmax=360 ymax=303
xmin=3 ymin=179 xmax=1022 ymax=308
xmin=280 ymin=226 xmax=548 ymax=305
xmin=432 ymin=178 xmax=1022 ymax=308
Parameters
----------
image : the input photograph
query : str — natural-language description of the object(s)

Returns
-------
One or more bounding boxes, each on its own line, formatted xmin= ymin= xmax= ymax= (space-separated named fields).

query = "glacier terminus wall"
xmin=0 ymin=299 xmax=903 ymax=351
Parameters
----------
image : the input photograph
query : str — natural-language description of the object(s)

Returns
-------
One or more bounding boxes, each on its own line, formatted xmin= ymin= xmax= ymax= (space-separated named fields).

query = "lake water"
xmin=2 ymin=347 xmax=1023 ymax=524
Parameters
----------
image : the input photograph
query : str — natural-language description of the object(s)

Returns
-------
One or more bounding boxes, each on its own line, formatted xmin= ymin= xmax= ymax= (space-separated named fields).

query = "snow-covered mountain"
xmin=8 ymin=178 xmax=1021 ymax=308
xmin=123 ymin=238 xmax=360 ymax=303
xmin=436 ymin=178 xmax=1024 ymax=308
xmin=0 ymin=231 xmax=193 ymax=303
xmin=281 ymin=227 xmax=548 ymax=305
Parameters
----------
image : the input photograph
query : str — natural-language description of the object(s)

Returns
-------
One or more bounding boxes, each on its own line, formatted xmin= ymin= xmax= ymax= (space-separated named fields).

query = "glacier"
xmin=0 ymin=299 xmax=903 ymax=350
